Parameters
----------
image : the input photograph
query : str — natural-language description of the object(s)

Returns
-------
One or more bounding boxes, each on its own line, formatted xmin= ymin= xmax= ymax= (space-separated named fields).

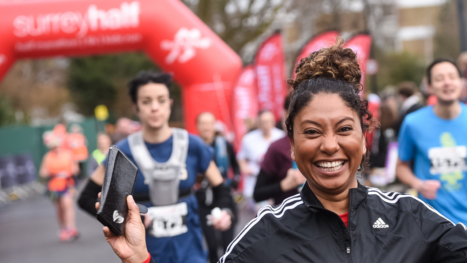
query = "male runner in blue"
xmin=79 ymin=71 xmax=232 ymax=263
xmin=397 ymin=59 xmax=467 ymax=225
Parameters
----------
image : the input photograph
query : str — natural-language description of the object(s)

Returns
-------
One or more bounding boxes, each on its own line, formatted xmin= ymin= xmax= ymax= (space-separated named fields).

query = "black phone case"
xmin=96 ymin=145 xmax=138 ymax=236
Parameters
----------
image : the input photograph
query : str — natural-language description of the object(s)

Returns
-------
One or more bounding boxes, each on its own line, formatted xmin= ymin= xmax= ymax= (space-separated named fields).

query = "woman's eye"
xmin=159 ymin=99 xmax=166 ymax=104
xmin=142 ymin=100 xmax=150 ymax=105
xmin=304 ymin=130 xmax=318 ymax=135
xmin=339 ymin=127 xmax=352 ymax=132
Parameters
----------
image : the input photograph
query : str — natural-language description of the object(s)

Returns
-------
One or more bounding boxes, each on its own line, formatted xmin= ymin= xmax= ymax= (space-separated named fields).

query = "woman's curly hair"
xmin=288 ymin=38 xmax=362 ymax=91
xmin=285 ymin=38 xmax=378 ymax=173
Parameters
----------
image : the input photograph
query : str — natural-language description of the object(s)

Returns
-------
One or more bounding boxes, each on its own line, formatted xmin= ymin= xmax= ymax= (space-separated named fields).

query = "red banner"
xmin=231 ymin=65 xmax=258 ymax=150
xmin=254 ymin=32 xmax=286 ymax=121
xmin=292 ymin=31 xmax=340 ymax=78
xmin=344 ymin=34 xmax=372 ymax=96
xmin=344 ymin=34 xmax=373 ymax=148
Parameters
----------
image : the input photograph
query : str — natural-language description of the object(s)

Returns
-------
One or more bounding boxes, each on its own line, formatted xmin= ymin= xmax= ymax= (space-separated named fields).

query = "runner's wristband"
xmin=211 ymin=183 xmax=230 ymax=209
xmin=77 ymin=179 xmax=102 ymax=217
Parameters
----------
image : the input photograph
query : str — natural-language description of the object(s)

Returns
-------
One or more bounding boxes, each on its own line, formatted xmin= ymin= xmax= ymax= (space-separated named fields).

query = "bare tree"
xmin=182 ymin=0 xmax=284 ymax=52
xmin=0 ymin=59 xmax=70 ymax=122
xmin=361 ymin=0 xmax=398 ymax=51
xmin=434 ymin=0 xmax=462 ymax=60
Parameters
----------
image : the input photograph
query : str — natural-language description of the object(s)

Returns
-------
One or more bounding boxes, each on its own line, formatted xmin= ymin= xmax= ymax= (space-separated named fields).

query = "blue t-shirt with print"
xmin=104 ymin=132 xmax=213 ymax=263
xmin=398 ymin=104 xmax=467 ymax=225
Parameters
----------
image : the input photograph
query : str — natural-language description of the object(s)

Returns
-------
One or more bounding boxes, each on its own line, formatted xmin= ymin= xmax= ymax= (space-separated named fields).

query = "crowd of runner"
xmin=37 ymin=38 xmax=467 ymax=262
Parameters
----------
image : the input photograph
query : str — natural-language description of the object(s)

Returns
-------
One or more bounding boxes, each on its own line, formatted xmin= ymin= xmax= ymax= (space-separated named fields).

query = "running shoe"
xmin=59 ymin=229 xmax=70 ymax=241
xmin=67 ymin=228 xmax=80 ymax=241
xmin=59 ymin=228 xmax=79 ymax=241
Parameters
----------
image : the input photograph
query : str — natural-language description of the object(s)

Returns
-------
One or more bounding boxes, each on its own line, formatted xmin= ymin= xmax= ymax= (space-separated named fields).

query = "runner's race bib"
xmin=429 ymin=146 xmax=467 ymax=174
xmin=147 ymin=202 xmax=188 ymax=238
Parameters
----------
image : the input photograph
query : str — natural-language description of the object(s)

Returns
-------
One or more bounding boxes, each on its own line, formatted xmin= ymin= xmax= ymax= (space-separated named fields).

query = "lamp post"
xmin=458 ymin=0 xmax=467 ymax=52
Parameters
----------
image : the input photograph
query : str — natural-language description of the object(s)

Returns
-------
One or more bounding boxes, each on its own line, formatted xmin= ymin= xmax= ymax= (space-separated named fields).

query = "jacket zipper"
xmin=322 ymin=203 xmax=353 ymax=260
xmin=345 ymin=190 xmax=353 ymax=263
xmin=306 ymin=190 xmax=356 ymax=262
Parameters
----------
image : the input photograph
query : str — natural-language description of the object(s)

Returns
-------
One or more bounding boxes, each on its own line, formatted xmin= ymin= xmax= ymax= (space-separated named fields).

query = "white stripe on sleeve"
xmin=220 ymin=200 xmax=304 ymax=263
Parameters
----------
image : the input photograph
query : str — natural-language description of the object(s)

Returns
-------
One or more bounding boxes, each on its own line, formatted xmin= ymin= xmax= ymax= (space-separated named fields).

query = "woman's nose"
xmin=320 ymin=135 xmax=339 ymax=154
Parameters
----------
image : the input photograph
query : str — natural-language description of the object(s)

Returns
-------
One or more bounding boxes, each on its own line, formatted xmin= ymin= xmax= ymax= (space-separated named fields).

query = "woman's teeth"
xmin=316 ymin=161 xmax=344 ymax=172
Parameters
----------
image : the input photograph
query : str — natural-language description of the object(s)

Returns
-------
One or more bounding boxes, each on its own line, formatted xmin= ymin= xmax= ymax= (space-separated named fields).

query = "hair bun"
xmin=288 ymin=38 xmax=361 ymax=92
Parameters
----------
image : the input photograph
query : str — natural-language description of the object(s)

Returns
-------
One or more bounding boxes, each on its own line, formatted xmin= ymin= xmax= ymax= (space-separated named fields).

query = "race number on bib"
xmin=428 ymin=146 xmax=467 ymax=174
xmin=147 ymin=202 xmax=188 ymax=238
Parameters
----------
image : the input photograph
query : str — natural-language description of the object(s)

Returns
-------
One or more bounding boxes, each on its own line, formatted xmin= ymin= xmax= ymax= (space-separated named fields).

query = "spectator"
xmin=393 ymin=81 xmax=423 ymax=137
xmin=369 ymin=93 xmax=398 ymax=169
xmin=87 ymin=133 xmax=111 ymax=176
xmin=237 ymin=110 xmax=285 ymax=208
xmin=253 ymin=93 xmax=306 ymax=205
xmin=111 ymin=117 xmax=141 ymax=143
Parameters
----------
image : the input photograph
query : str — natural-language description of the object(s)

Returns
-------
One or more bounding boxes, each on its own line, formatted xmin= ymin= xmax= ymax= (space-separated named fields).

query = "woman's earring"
xmin=358 ymin=155 xmax=364 ymax=171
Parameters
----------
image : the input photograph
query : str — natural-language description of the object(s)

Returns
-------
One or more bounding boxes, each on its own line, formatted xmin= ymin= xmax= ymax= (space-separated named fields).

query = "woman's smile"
xmin=314 ymin=160 xmax=347 ymax=175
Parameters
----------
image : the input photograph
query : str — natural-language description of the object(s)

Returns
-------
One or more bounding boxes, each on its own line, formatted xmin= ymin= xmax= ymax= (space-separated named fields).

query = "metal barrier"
xmin=0 ymin=154 xmax=45 ymax=204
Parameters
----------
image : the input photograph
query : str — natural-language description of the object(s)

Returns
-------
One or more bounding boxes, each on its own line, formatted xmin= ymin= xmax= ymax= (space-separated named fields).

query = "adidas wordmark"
xmin=373 ymin=218 xmax=389 ymax=228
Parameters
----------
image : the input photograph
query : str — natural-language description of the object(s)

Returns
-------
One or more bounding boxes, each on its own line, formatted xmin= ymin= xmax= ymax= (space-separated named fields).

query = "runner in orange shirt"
xmin=39 ymin=131 xmax=79 ymax=241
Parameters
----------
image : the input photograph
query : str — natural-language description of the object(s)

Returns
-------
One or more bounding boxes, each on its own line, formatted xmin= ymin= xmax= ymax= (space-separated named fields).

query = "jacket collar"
xmin=300 ymin=180 xmax=368 ymax=212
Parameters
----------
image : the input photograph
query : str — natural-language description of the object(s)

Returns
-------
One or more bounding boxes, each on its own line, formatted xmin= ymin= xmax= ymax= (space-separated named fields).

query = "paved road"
xmin=0 ymin=193 xmax=120 ymax=263
xmin=0 ymin=191 xmax=256 ymax=263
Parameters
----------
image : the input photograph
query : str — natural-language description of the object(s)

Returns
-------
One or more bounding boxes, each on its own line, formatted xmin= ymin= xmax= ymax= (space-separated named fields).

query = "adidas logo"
xmin=373 ymin=218 xmax=389 ymax=228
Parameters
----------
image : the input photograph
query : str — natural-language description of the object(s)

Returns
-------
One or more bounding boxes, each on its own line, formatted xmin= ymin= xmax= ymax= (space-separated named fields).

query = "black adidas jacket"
xmin=219 ymin=182 xmax=467 ymax=263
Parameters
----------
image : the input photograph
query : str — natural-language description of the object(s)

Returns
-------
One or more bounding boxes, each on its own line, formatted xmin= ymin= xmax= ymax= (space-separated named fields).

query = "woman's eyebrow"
xmin=301 ymin=120 xmax=322 ymax=127
xmin=301 ymin=117 xmax=354 ymax=127
xmin=335 ymin=117 xmax=354 ymax=126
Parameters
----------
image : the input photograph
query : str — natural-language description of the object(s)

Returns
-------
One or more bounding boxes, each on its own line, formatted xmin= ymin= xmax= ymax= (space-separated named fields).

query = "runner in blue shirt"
xmin=397 ymin=59 xmax=467 ymax=225
xmin=78 ymin=71 xmax=232 ymax=263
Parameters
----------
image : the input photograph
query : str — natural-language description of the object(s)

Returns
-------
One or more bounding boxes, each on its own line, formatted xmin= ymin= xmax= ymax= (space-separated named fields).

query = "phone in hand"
xmin=96 ymin=145 xmax=138 ymax=236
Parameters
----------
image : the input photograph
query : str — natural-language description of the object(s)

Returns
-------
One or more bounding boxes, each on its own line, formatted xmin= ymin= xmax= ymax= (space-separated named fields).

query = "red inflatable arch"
xmin=0 ymin=0 xmax=242 ymax=133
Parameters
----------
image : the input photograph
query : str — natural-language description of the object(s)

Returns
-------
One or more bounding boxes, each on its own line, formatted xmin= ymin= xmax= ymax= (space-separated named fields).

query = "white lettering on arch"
xmin=12 ymin=1 xmax=141 ymax=38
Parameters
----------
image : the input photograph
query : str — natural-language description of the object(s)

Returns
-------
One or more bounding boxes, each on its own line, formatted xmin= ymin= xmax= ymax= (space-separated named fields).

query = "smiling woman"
xmin=284 ymin=38 xmax=376 ymax=212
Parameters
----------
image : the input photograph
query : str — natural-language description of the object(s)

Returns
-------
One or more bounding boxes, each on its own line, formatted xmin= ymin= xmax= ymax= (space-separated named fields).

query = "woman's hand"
xmin=280 ymin=169 xmax=307 ymax=192
xmin=238 ymin=160 xmax=254 ymax=176
xmin=96 ymin=193 xmax=149 ymax=263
